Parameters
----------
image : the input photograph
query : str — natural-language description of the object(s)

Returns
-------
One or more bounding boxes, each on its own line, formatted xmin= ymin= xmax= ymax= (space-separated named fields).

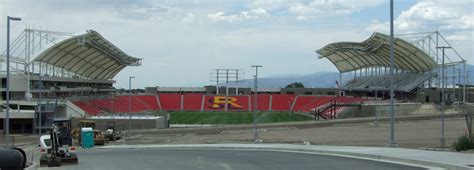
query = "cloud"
xmin=115 ymin=3 xmax=168 ymax=20
xmin=1 ymin=0 xmax=471 ymax=89
xmin=288 ymin=0 xmax=384 ymax=19
xmin=445 ymin=34 xmax=468 ymax=41
xmin=208 ymin=8 xmax=269 ymax=23
xmin=296 ymin=15 xmax=307 ymax=21
xmin=367 ymin=0 xmax=473 ymax=33
xmin=250 ymin=0 xmax=290 ymax=11
xmin=182 ymin=13 xmax=195 ymax=23
xmin=366 ymin=0 xmax=473 ymax=54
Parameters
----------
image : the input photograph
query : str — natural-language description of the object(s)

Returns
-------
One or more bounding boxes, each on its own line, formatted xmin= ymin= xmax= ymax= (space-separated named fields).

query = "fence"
xmin=338 ymin=102 xmax=463 ymax=119
xmin=0 ymin=133 xmax=38 ymax=148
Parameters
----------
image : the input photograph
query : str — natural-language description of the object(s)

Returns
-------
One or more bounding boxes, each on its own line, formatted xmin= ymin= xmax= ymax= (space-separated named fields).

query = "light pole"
xmin=128 ymin=76 xmax=135 ymax=131
xmin=458 ymin=68 xmax=461 ymax=97
xmin=111 ymin=100 xmax=114 ymax=114
xmin=251 ymin=65 xmax=262 ymax=142
xmin=37 ymin=62 xmax=42 ymax=136
xmin=457 ymin=68 xmax=461 ymax=115
xmin=464 ymin=69 xmax=470 ymax=108
xmin=437 ymin=46 xmax=451 ymax=148
xmin=374 ymin=89 xmax=378 ymax=127
xmin=387 ymin=0 xmax=397 ymax=148
xmin=467 ymin=71 xmax=471 ymax=87
xmin=5 ymin=16 xmax=21 ymax=146
xmin=288 ymin=98 xmax=293 ymax=116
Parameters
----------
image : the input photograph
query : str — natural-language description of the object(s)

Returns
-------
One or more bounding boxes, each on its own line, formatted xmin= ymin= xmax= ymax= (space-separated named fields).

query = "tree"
xmin=285 ymin=82 xmax=305 ymax=88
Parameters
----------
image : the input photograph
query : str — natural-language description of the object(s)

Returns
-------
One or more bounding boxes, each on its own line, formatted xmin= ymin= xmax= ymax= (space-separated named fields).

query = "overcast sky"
xmin=0 ymin=0 xmax=472 ymax=88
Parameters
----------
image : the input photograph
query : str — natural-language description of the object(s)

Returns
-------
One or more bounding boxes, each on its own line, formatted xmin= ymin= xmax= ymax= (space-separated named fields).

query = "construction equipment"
xmin=104 ymin=121 xmax=123 ymax=141
xmin=39 ymin=117 xmax=78 ymax=167
xmin=71 ymin=119 xmax=107 ymax=145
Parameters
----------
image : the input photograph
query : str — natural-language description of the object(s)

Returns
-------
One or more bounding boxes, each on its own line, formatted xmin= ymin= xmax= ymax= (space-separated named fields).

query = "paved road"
xmin=38 ymin=148 xmax=426 ymax=170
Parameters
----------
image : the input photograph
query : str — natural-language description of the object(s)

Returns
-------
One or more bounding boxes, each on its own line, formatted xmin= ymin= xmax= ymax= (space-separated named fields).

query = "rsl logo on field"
xmin=209 ymin=96 xmax=243 ymax=109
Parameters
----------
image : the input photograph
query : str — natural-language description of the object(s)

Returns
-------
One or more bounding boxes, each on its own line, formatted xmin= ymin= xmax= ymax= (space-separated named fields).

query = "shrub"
xmin=452 ymin=134 xmax=474 ymax=151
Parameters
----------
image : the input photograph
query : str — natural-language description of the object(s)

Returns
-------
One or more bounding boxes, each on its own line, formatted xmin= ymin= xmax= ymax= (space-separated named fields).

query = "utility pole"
xmin=437 ymin=46 xmax=451 ymax=148
xmin=5 ymin=16 xmax=22 ymax=146
xmin=216 ymin=69 xmax=219 ymax=95
xmin=374 ymin=89 xmax=378 ymax=127
xmin=225 ymin=70 xmax=229 ymax=112
xmin=128 ymin=76 xmax=135 ymax=132
xmin=463 ymin=63 xmax=466 ymax=103
xmin=38 ymin=62 xmax=43 ymax=136
xmin=387 ymin=0 xmax=397 ymax=148
xmin=458 ymin=68 xmax=461 ymax=116
xmin=251 ymin=65 xmax=262 ymax=142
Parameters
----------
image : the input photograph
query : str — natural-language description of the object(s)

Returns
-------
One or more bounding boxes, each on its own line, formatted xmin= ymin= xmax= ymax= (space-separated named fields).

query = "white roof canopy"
xmin=316 ymin=32 xmax=437 ymax=73
xmin=34 ymin=30 xmax=141 ymax=80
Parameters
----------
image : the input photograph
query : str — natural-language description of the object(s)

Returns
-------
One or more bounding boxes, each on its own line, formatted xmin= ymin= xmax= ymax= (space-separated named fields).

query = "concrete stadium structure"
xmin=72 ymin=32 xmax=472 ymax=125
xmin=316 ymin=32 xmax=470 ymax=104
xmin=1 ymin=29 xmax=472 ymax=134
xmin=1 ymin=29 xmax=141 ymax=133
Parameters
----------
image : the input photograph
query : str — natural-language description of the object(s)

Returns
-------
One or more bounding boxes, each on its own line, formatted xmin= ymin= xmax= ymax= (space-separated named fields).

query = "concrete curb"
xmin=25 ymin=162 xmax=37 ymax=170
xmin=97 ymin=144 xmax=472 ymax=170
xmin=22 ymin=144 xmax=39 ymax=170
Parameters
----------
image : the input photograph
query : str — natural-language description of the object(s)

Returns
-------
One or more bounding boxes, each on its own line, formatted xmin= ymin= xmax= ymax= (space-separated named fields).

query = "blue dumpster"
xmin=81 ymin=127 xmax=94 ymax=148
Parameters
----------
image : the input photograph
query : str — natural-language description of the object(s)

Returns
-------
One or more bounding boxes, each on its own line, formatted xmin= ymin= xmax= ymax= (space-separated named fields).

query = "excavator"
xmin=39 ymin=117 xmax=79 ymax=167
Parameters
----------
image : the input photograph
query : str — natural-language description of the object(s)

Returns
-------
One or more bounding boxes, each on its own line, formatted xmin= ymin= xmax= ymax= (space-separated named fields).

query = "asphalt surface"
xmin=38 ymin=148 xmax=426 ymax=170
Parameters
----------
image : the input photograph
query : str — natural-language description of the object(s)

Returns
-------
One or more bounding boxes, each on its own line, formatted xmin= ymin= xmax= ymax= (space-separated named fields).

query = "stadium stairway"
xmin=310 ymin=97 xmax=364 ymax=119
xmin=292 ymin=96 xmax=333 ymax=112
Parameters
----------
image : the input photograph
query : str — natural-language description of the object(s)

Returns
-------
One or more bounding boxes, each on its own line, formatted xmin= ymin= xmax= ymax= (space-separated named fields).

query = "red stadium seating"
xmin=250 ymin=94 xmax=270 ymax=111
xmin=73 ymin=101 xmax=103 ymax=116
xmin=183 ymin=94 xmax=203 ymax=111
xmin=137 ymin=95 xmax=160 ymax=110
xmin=271 ymin=94 xmax=295 ymax=111
xmin=92 ymin=96 xmax=148 ymax=113
xmin=158 ymin=94 xmax=181 ymax=110
xmin=74 ymin=95 xmax=160 ymax=115
xmin=73 ymin=94 xmax=364 ymax=117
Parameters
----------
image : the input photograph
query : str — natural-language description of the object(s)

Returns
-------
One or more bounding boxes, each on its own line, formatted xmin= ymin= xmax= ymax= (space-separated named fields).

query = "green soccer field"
xmin=168 ymin=111 xmax=313 ymax=124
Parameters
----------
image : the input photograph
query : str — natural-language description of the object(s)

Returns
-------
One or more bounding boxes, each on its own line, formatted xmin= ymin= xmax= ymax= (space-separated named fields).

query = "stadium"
xmin=0 ymin=28 xmax=472 ymax=133
xmin=2 ymin=1 xmax=474 ymax=169
xmin=0 ymin=19 xmax=473 ymax=170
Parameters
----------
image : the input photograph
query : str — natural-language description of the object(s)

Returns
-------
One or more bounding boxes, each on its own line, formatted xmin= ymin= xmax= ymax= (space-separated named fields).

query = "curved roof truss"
xmin=33 ymin=30 xmax=141 ymax=80
xmin=316 ymin=32 xmax=436 ymax=73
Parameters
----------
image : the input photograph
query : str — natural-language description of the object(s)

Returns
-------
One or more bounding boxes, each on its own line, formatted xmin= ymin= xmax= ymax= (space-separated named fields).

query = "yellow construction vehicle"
xmin=72 ymin=120 xmax=107 ymax=145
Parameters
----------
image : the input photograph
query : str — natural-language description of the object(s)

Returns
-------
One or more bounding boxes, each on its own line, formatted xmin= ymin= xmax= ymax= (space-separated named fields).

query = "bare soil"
xmin=125 ymin=116 xmax=469 ymax=149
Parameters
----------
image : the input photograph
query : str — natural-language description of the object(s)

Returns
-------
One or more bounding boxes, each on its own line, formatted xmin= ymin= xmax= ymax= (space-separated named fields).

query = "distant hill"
xmin=231 ymin=71 xmax=345 ymax=88
xmin=229 ymin=64 xmax=474 ymax=88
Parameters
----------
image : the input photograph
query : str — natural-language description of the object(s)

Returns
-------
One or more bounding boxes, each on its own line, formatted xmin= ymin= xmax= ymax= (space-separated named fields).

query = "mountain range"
xmin=229 ymin=64 xmax=474 ymax=88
